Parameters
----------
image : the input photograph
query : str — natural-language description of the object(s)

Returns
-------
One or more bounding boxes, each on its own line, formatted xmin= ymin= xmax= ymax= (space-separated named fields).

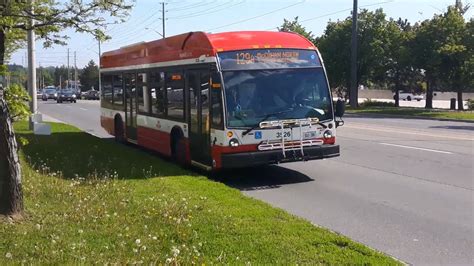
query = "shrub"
xmin=360 ymin=98 xmax=395 ymax=108
xmin=467 ymin=99 xmax=474 ymax=110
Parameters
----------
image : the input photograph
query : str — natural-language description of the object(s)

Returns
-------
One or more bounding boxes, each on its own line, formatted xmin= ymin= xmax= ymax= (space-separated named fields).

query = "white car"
xmin=394 ymin=92 xmax=424 ymax=101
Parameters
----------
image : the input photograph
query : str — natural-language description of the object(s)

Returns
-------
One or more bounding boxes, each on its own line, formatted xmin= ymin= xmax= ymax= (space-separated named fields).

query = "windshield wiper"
xmin=242 ymin=108 xmax=294 ymax=136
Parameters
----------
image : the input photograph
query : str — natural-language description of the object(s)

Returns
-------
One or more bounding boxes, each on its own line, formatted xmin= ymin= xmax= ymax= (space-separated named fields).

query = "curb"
xmin=346 ymin=112 xmax=474 ymax=124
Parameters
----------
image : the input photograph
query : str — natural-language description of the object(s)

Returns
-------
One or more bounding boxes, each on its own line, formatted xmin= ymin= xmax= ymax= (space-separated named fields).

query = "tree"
xmin=79 ymin=60 xmax=99 ymax=91
xmin=381 ymin=19 xmax=423 ymax=107
xmin=411 ymin=5 xmax=471 ymax=109
xmin=316 ymin=9 xmax=396 ymax=99
xmin=0 ymin=0 xmax=132 ymax=217
xmin=53 ymin=65 xmax=68 ymax=88
xmin=436 ymin=7 xmax=471 ymax=110
xmin=278 ymin=17 xmax=315 ymax=43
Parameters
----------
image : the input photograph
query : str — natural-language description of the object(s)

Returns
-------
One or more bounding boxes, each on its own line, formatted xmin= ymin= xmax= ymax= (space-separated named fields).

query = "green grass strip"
xmin=347 ymin=107 xmax=474 ymax=121
xmin=0 ymin=122 xmax=400 ymax=264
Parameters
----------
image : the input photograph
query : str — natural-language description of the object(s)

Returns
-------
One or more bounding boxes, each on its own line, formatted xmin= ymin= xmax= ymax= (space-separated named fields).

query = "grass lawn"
xmin=347 ymin=106 xmax=474 ymax=121
xmin=0 ymin=122 xmax=400 ymax=264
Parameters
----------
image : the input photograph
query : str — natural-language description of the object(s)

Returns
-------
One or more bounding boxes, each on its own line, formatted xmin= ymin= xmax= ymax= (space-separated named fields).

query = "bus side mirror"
xmin=335 ymin=99 xmax=345 ymax=118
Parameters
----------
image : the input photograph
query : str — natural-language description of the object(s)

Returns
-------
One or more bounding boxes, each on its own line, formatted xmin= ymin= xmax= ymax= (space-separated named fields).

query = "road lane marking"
xmin=346 ymin=124 xmax=474 ymax=141
xmin=80 ymin=108 xmax=88 ymax=111
xmin=379 ymin=142 xmax=454 ymax=154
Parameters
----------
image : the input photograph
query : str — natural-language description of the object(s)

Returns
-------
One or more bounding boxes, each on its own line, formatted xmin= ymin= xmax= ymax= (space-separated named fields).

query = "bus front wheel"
xmin=171 ymin=136 xmax=186 ymax=165
xmin=114 ymin=116 xmax=125 ymax=143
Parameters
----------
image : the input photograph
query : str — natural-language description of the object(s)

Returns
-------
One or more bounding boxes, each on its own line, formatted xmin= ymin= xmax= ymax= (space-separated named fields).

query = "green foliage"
xmin=467 ymin=99 xmax=474 ymax=110
xmin=316 ymin=9 xmax=402 ymax=97
xmin=79 ymin=60 xmax=99 ymax=91
xmin=4 ymin=83 xmax=30 ymax=121
xmin=278 ymin=17 xmax=315 ymax=43
xmin=0 ymin=0 xmax=132 ymax=64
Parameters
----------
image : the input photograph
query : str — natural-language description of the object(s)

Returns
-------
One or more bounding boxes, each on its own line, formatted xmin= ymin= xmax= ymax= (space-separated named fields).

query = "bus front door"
xmin=124 ymin=73 xmax=137 ymax=141
xmin=188 ymin=70 xmax=212 ymax=168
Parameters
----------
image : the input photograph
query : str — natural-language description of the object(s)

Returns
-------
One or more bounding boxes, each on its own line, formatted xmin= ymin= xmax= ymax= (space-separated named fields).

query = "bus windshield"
xmin=222 ymin=68 xmax=333 ymax=128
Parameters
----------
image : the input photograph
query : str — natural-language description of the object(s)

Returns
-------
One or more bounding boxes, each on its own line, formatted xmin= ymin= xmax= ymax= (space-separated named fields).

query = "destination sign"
xmin=218 ymin=49 xmax=321 ymax=70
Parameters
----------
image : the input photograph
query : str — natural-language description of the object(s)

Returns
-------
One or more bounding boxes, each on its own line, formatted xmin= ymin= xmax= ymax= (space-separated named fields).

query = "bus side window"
xmin=101 ymin=74 xmax=113 ymax=107
xmin=137 ymin=73 xmax=149 ymax=114
xmin=149 ymin=71 xmax=165 ymax=116
xmin=210 ymin=72 xmax=223 ymax=129
xmin=113 ymin=74 xmax=123 ymax=106
xmin=166 ymin=71 xmax=185 ymax=121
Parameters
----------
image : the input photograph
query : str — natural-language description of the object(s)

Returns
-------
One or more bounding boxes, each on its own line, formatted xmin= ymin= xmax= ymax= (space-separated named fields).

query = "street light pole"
xmin=27 ymin=0 xmax=37 ymax=129
xmin=98 ymin=38 xmax=101 ymax=92
xmin=350 ymin=0 xmax=359 ymax=108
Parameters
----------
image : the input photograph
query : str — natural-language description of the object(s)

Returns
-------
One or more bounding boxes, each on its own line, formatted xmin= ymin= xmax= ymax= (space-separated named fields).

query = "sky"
xmin=8 ymin=0 xmax=473 ymax=68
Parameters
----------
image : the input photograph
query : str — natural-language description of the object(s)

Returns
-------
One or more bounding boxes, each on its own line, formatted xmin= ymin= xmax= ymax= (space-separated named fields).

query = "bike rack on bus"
xmin=257 ymin=118 xmax=324 ymax=158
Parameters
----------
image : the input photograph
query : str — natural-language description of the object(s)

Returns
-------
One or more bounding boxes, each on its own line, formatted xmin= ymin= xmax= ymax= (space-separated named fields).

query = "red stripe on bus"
xmin=137 ymin=126 xmax=172 ymax=156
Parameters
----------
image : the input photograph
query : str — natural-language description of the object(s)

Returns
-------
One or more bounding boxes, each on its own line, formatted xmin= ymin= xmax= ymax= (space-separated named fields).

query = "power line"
xmin=169 ymin=0 xmax=245 ymax=20
xmin=206 ymin=1 xmax=305 ymax=31
xmin=266 ymin=0 xmax=395 ymax=30
xmin=167 ymin=0 xmax=216 ymax=12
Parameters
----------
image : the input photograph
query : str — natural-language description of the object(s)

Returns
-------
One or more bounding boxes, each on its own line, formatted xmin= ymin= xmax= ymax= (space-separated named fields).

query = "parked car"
xmin=57 ymin=89 xmax=77 ymax=103
xmin=42 ymin=88 xmax=58 ymax=101
xmin=36 ymin=90 xmax=43 ymax=99
xmin=393 ymin=92 xmax=424 ymax=101
xmin=82 ymin=90 xmax=100 ymax=100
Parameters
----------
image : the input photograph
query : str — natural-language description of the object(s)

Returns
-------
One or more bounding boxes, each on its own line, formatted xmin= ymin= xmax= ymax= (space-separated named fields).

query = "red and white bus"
xmin=100 ymin=31 xmax=344 ymax=170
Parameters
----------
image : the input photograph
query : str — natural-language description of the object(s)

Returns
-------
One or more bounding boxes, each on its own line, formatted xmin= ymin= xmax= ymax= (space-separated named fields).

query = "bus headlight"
xmin=323 ymin=130 xmax=333 ymax=139
xmin=229 ymin=138 xmax=239 ymax=147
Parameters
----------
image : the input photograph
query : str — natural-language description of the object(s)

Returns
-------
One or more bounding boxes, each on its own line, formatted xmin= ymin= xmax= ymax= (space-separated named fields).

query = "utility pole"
xmin=74 ymin=51 xmax=78 ymax=92
xmin=161 ymin=2 xmax=166 ymax=38
xmin=67 ymin=48 xmax=70 ymax=89
xmin=98 ymin=38 xmax=101 ymax=92
xmin=27 ymin=0 xmax=37 ymax=129
xmin=350 ymin=0 xmax=358 ymax=108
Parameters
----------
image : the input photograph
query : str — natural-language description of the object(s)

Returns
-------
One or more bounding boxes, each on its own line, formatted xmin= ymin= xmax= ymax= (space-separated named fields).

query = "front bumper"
xmin=59 ymin=97 xmax=75 ymax=101
xmin=220 ymin=144 xmax=340 ymax=168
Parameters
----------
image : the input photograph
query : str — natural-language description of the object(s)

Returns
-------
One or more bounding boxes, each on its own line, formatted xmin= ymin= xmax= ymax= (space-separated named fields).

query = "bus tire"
xmin=171 ymin=129 xmax=186 ymax=165
xmin=114 ymin=115 xmax=125 ymax=143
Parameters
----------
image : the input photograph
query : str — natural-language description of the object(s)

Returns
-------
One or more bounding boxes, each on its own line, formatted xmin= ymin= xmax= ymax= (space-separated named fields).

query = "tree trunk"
xmin=394 ymin=74 xmax=400 ymax=107
xmin=425 ymin=79 xmax=433 ymax=109
xmin=0 ymin=29 xmax=5 ymax=66
xmin=0 ymin=92 xmax=24 ymax=216
xmin=457 ymin=90 xmax=463 ymax=110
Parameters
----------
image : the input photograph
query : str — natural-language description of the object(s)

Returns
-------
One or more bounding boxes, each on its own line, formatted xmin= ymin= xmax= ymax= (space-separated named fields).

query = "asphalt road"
xmin=38 ymin=100 xmax=474 ymax=265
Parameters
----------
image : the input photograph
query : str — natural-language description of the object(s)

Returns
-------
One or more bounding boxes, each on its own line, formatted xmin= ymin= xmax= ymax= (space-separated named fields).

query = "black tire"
xmin=114 ymin=117 xmax=125 ymax=143
xmin=171 ymin=136 xmax=186 ymax=165
xmin=407 ymin=96 xmax=411 ymax=101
